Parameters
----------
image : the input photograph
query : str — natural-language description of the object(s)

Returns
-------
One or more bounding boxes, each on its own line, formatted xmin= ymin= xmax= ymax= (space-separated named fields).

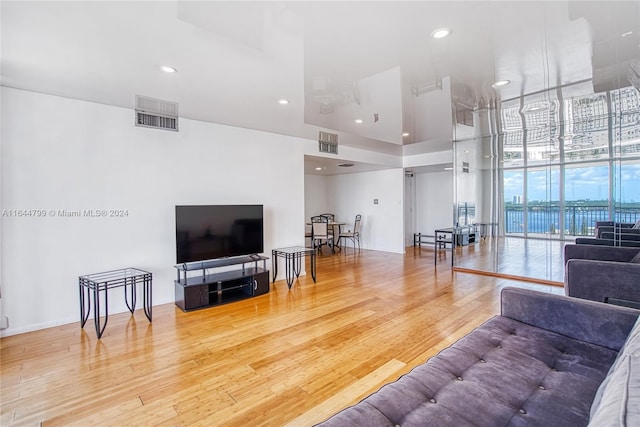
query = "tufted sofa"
xmin=316 ymin=287 xmax=640 ymax=426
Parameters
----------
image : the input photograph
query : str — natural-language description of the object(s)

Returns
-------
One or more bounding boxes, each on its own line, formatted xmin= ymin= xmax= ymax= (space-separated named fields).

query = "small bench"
xmin=413 ymin=233 xmax=451 ymax=249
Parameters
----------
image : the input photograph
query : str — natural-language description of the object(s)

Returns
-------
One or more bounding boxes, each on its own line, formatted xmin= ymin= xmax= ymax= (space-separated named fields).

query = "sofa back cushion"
xmin=588 ymin=316 xmax=640 ymax=425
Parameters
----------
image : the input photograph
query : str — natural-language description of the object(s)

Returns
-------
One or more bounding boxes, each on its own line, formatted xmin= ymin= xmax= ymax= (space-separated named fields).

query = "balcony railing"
xmin=504 ymin=204 xmax=640 ymax=236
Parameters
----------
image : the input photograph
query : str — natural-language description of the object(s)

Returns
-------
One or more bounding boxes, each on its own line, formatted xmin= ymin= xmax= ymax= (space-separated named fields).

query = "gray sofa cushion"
xmin=318 ymin=315 xmax=618 ymax=427
xmin=588 ymin=316 xmax=640 ymax=425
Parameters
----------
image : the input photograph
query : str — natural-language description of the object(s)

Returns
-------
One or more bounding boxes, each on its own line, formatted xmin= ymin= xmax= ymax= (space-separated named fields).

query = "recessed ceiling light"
xmin=402 ymin=132 xmax=410 ymax=137
xmin=278 ymin=99 xmax=289 ymax=105
xmin=315 ymin=167 xmax=322 ymax=171
xmin=491 ymin=80 xmax=510 ymax=88
xmin=431 ymin=27 xmax=452 ymax=39
xmin=354 ymin=119 xmax=363 ymax=124
xmin=444 ymin=167 xmax=454 ymax=171
xmin=160 ymin=65 xmax=177 ymax=73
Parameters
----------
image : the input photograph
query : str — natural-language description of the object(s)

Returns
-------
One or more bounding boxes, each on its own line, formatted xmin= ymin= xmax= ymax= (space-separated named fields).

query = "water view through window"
xmin=504 ymin=164 xmax=640 ymax=238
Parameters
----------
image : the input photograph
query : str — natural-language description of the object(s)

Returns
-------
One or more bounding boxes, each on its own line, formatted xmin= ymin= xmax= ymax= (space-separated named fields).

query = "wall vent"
xmin=318 ymin=131 xmax=338 ymax=154
xmin=135 ymin=95 xmax=179 ymax=131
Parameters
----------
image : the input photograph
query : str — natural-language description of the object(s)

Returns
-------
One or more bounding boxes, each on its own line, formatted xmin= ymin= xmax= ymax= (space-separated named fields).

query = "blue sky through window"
xmin=504 ymin=163 xmax=640 ymax=203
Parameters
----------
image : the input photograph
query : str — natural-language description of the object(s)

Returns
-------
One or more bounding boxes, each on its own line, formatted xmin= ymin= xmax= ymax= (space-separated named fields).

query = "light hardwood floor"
xmin=453 ymin=237 xmax=567 ymax=283
xmin=1 ymin=247 xmax=563 ymax=426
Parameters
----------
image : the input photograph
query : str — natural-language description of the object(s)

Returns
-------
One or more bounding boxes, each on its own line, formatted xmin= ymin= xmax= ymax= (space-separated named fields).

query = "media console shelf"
xmin=174 ymin=255 xmax=269 ymax=311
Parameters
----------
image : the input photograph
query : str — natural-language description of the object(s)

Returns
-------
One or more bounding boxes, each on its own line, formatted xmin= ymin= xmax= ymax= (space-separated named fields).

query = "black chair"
xmin=337 ymin=214 xmax=362 ymax=252
xmin=320 ymin=213 xmax=336 ymax=239
xmin=311 ymin=215 xmax=334 ymax=253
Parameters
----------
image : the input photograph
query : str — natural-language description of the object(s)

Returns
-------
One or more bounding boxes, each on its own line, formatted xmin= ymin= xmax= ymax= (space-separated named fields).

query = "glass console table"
xmin=271 ymin=246 xmax=316 ymax=289
xmin=78 ymin=268 xmax=152 ymax=338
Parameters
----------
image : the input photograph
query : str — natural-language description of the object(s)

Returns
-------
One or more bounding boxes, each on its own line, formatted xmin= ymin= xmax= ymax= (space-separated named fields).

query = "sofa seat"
xmin=320 ymin=316 xmax=617 ymax=427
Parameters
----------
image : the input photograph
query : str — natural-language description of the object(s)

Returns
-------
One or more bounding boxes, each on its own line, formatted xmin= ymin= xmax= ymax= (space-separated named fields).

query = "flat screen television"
xmin=175 ymin=204 xmax=264 ymax=263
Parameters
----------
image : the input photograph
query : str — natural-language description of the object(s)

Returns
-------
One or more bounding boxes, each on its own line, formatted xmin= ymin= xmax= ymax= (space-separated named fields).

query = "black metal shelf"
xmin=178 ymin=266 xmax=266 ymax=287
xmin=174 ymin=255 xmax=269 ymax=312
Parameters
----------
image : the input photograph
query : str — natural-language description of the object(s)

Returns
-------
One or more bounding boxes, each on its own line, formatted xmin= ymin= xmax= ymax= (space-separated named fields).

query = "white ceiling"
xmin=2 ymin=1 xmax=639 ymax=172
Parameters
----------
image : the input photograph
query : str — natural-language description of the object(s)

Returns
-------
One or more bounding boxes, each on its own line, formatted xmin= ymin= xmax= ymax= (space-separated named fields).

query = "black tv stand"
xmin=174 ymin=255 xmax=269 ymax=311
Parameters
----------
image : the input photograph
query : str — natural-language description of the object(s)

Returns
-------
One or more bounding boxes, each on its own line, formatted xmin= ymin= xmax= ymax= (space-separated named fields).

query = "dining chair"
xmin=320 ymin=213 xmax=335 ymax=222
xmin=338 ymin=214 xmax=362 ymax=252
xmin=320 ymin=213 xmax=336 ymax=238
xmin=305 ymin=223 xmax=313 ymax=247
xmin=311 ymin=215 xmax=334 ymax=253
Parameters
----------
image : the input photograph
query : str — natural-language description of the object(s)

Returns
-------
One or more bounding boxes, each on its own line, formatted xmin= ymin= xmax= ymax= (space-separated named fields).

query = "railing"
xmin=504 ymin=204 xmax=640 ymax=236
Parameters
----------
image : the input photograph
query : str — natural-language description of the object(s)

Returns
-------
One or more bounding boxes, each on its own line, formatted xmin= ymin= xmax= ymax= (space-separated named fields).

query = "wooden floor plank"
xmin=0 ymin=247 xmax=563 ymax=426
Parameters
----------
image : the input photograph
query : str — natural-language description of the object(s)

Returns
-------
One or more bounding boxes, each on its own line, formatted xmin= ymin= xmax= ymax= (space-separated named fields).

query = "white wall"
xmin=415 ymin=171 xmax=454 ymax=234
xmin=410 ymin=76 xmax=454 ymax=153
xmin=304 ymin=174 xmax=329 ymax=219
xmin=1 ymin=87 xmax=306 ymax=336
xmin=327 ymin=169 xmax=405 ymax=253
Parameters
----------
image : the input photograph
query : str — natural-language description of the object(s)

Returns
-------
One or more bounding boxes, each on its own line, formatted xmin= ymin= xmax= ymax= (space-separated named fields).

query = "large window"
xmin=503 ymin=170 xmax=524 ymax=234
xmin=613 ymin=161 xmax=640 ymax=223
xmin=503 ymin=86 xmax=640 ymax=239
xmin=564 ymin=164 xmax=609 ymax=236
xmin=527 ymin=167 xmax=559 ymax=237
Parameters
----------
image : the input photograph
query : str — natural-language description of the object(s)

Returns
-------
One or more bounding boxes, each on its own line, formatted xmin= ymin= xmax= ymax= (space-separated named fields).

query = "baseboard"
xmin=452 ymin=267 xmax=564 ymax=287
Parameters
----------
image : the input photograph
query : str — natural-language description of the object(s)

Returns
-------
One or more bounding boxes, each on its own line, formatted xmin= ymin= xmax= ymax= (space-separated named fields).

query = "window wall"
xmin=454 ymin=84 xmax=640 ymax=283
xmin=502 ymin=86 xmax=640 ymax=241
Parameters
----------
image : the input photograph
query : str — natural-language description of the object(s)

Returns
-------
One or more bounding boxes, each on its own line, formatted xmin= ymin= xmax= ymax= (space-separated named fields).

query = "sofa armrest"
xmin=500 ymin=287 xmax=639 ymax=351
xmin=596 ymin=226 xmax=640 ymax=238
xmin=600 ymin=232 xmax=640 ymax=241
xmin=595 ymin=221 xmax=615 ymax=228
xmin=564 ymin=244 xmax=640 ymax=263
xmin=575 ymin=238 xmax=640 ymax=247
xmin=565 ymin=259 xmax=640 ymax=305
xmin=596 ymin=221 xmax=634 ymax=229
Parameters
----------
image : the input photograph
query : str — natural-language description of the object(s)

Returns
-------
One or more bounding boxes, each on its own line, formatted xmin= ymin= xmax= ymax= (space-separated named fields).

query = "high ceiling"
xmin=2 ymin=1 xmax=639 ymax=159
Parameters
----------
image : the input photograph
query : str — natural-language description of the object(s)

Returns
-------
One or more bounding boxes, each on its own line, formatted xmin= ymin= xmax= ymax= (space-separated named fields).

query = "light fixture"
xmin=444 ymin=167 xmax=454 ymax=171
xmin=491 ymin=79 xmax=510 ymax=88
xmin=402 ymin=132 xmax=410 ymax=137
xmin=622 ymin=31 xmax=633 ymax=38
xmin=278 ymin=99 xmax=289 ymax=105
xmin=354 ymin=119 xmax=363 ymax=124
xmin=160 ymin=65 xmax=177 ymax=73
xmin=526 ymin=105 xmax=546 ymax=112
xmin=315 ymin=167 xmax=322 ymax=171
xmin=431 ymin=27 xmax=452 ymax=39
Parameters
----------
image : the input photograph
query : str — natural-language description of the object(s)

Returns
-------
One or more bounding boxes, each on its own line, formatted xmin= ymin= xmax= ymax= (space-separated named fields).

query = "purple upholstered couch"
xmin=564 ymin=244 xmax=640 ymax=309
xmin=316 ymin=288 xmax=640 ymax=426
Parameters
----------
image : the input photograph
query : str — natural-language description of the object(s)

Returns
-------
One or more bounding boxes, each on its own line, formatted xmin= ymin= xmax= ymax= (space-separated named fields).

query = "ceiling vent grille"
xmin=318 ymin=131 xmax=338 ymax=154
xmin=135 ymin=95 xmax=179 ymax=131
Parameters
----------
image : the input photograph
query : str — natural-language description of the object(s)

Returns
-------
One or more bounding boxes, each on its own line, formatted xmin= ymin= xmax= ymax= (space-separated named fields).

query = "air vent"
xmin=337 ymin=163 xmax=354 ymax=168
xmin=319 ymin=131 xmax=338 ymax=154
xmin=135 ymin=95 xmax=179 ymax=131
